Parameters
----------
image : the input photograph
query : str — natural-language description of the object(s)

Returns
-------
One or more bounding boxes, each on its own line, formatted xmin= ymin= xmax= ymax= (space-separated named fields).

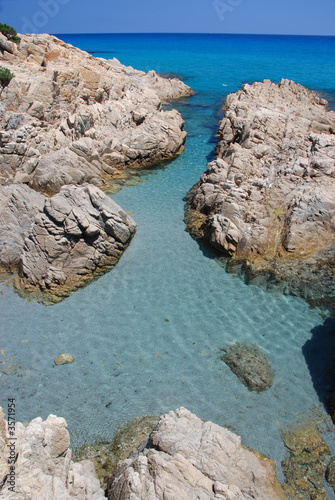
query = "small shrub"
xmin=0 ymin=66 xmax=14 ymax=87
xmin=0 ymin=23 xmax=21 ymax=44
xmin=9 ymin=35 xmax=21 ymax=44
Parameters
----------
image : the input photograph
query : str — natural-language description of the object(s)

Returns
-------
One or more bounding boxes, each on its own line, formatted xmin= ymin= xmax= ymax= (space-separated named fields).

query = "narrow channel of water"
xmin=1 ymin=34 xmax=335 ymax=484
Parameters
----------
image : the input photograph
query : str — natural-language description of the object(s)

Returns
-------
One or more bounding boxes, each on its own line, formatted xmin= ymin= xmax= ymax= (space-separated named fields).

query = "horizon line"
xmin=51 ymin=32 xmax=335 ymax=38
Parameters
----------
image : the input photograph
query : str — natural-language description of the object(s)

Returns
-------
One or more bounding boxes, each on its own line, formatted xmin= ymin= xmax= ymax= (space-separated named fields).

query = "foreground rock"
xmin=221 ymin=342 xmax=274 ymax=393
xmin=107 ymin=407 xmax=286 ymax=499
xmin=0 ymin=407 xmax=104 ymax=499
xmin=0 ymin=33 xmax=193 ymax=194
xmin=186 ymin=79 xmax=335 ymax=298
xmin=13 ymin=183 xmax=136 ymax=303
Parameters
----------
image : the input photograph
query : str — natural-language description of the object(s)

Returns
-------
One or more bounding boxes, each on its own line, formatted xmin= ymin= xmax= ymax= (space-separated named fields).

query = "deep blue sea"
xmin=1 ymin=34 xmax=335 ymax=486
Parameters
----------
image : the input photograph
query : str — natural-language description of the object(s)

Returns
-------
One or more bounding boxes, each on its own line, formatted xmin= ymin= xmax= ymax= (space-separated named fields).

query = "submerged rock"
xmin=326 ymin=456 xmax=335 ymax=492
xmin=14 ymin=184 xmax=136 ymax=303
xmin=185 ymin=79 xmax=335 ymax=299
xmin=0 ymin=407 xmax=104 ymax=499
xmin=281 ymin=422 xmax=331 ymax=499
xmin=107 ymin=407 xmax=286 ymax=499
xmin=221 ymin=342 xmax=274 ymax=393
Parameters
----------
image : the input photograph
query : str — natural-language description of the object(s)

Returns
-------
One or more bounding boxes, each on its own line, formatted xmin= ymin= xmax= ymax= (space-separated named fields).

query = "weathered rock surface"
xmin=13 ymin=183 xmax=136 ymax=303
xmin=0 ymin=184 xmax=45 ymax=272
xmin=0 ymin=33 xmax=193 ymax=194
xmin=326 ymin=456 xmax=335 ymax=492
xmin=0 ymin=407 xmax=104 ymax=499
xmin=107 ymin=407 xmax=287 ymax=499
xmin=221 ymin=342 xmax=274 ymax=393
xmin=186 ymin=79 xmax=335 ymax=298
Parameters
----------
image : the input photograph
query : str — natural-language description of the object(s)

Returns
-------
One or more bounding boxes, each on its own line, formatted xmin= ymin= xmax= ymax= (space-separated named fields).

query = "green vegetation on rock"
xmin=0 ymin=23 xmax=20 ymax=43
xmin=0 ymin=66 xmax=14 ymax=87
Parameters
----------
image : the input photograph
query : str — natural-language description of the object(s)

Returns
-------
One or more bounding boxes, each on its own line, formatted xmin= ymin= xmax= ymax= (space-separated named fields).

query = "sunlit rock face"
xmin=0 ymin=33 xmax=193 ymax=194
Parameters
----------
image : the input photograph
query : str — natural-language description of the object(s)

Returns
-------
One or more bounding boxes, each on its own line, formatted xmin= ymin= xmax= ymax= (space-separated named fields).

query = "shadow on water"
xmin=195 ymin=238 xmax=225 ymax=261
xmin=205 ymin=97 xmax=226 ymax=164
xmin=302 ymin=317 xmax=335 ymax=413
xmin=158 ymin=72 xmax=195 ymax=83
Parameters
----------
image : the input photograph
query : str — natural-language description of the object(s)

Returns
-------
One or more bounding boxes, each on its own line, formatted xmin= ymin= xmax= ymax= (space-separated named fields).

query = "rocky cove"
xmin=0 ymin=32 xmax=335 ymax=499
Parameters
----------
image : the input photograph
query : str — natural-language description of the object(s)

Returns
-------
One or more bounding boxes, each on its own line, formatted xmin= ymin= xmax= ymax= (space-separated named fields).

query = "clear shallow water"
xmin=1 ymin=34 xmax=335 ymax=483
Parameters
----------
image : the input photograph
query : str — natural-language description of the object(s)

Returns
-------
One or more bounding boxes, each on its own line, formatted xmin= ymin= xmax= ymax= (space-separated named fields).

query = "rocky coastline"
xmin=185 ymin=79 xmax=335 ymax=300
xmin=0 ymin=32 xmax=193 ymax=302
xmin=0 ymin=32 xmax=193 ymax=194
xmin=3 ymin=406 xmax=335 ymax=499
xmin=0 ymin=407 xmax=287 ymax=499
xmin=1 ymin=32 xmax=335 ymax=500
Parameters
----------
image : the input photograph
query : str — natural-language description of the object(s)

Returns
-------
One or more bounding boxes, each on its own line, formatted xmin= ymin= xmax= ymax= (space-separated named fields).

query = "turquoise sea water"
xmin=1 ymin=34 xmax=335 ymax=485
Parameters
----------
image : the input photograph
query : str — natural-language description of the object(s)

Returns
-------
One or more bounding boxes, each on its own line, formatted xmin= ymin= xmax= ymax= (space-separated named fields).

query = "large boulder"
xmin=14 ymin=184 xmax=136 ymax=303
xmin=185 ymin=79 xmax=335 ymax=298
xmin=0 ymin=407 xmax=104 ymax=499
xmin=107 ymin=407 xmax=287 ymax=499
